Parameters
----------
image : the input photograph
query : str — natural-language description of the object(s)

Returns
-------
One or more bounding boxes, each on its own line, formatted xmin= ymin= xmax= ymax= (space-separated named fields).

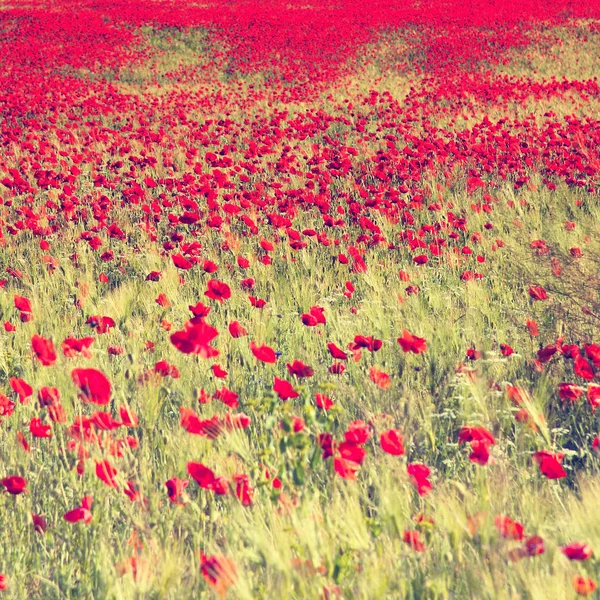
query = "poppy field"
xmin=3 ymin=0 xmax=600 ymax=597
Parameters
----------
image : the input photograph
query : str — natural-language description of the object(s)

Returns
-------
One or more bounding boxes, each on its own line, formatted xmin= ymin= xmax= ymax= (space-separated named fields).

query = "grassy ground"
xmin=1 ymin=8 xmax=600 ymax=599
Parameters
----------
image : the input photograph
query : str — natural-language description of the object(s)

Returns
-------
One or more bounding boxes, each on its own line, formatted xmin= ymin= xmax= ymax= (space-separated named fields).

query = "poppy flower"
xmin=318 ymin=434 xmax=336 ymax=460
xmin=249 ymin=341 xmax=277 ymax=363
xmin=30 ymin=417 xmax=52 ymax=438
xmin=403 ymin=530 xmax=426 ymax=551
xmin=528 ymin=286 xmax=548 ymax=300
xmin=333 ymin=455 xmax=361 ymax=480
xmin=71 ymin=368 xmax=111 ymax=405
xmin=170 ymin=320 xmax=219 ymax=357
xmin=165 ymin=478 xmax=189 ymax=505
xmin=1 ymin=476 xmax=27 ymax=495
xmin=95 ymin=459 xmax=119 ymax=488
xmin=588 ymin=385 xmax=600 ymax=411
xmin=155 ymin=293 xmax=170 ymax=308
xmin=9 ymin=378 xmax=32 ymax=403
xmin=562 ymin=542 xmax=593 ymax=561
xmin=586 ymin=344 xmax=600 ymax=368
xmin=208 ymin=362 xmax=228 ymax=380
xmin=287 ymin=359 xmax=313 ymax=378
xmin=200 ymin=553 xmax=237 ymax=598
xmin=573 ymin=575 xmax=597 ymax=596
xmin=407 ymin=463 xmax=432 ymax=496
xmin=187 ymin=462 xmax=228 ymax=495
xmin=62 ymin=336 xmax=94 ymax=358
xmin=370 ymin=366 xmax=391 ymax=389
xmin=315 ymin=394 xmax=334 ymax=410
xmin=228 ymin=321 xmax=248 ymax=338
xmin=64 ymin=495 xmax=93 ymax=524
xmin=180 ymin=407 xmax=209 ymax=436
xmin=526 ymin=319 xmax=539 ymax=337
xmin=468 ymin=439 xmax=493 ymax=465
xmin=213 ymin=387 xmax=239 ymax=408
xmin=233 ymin=474 xmax=254 ymax=506
xmin=352 ymin=335 xmax=382 ymax=352
xmin=31 ymin=334 xmax=57 ymax=366
xmin=172 ymin=253 xmax=193 ymax=270
xmin=574 ymin=355 xmax=594 ymax=380
xmin=397 ymin=330 xmax=427 ymax=354
xmin=458 ymin=426 xmax=495 ymax=445
xmin=524 ymin=535 xmax=545 ymax=556
xmin=86 ymin=316 xmax=115 ymax=334
xmin=205 ymin=280 xmax=231 ymax=303
xmin=558 ymin=383 xmax=584 ymax=403
xmin=119 ymin=406 xmax=138 ymax=427
xmin=249 ymin=296 xmax=266 ymax=309
xmin=31 ymin=513 xmax=47 ymax=534
xmin=495 ymin=515 xmax=524 ymax=540
xmin=345 ymin=420 xmax=370 ymax=445
xmin=327 ymin=343 xmax=348 ymax=360
xmin=273 ymin=378 xmax=299 ymax=400
xmin=14 ymin=295 xmax=32 ymax=314
xmin=532 ymin=451 xmax=567 ymax=479
xmin=380 ymin=429 xmax=405 ymax=456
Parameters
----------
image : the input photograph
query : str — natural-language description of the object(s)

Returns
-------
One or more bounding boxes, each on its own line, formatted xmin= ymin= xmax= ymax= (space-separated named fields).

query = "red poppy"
xmin=14 ymin=295 xmax=32 ymax=313
xmin=397 ymin=330 xmax=427 ymax=354
xmin=213 ymin=387 xmax=239 ymax=408
xmin=187 ymin=462 xmax=228 ymax=495
xmin=333 ymin=455 xmax=361 ymax=480
xmin=205 ymin=280 xmax=231 ymax=303
xmin=532 ymin=451 xmax=567 ymax=479
xmin=62 ymin=336 xmax=95 ymax=358
xmin=315 ymin=394 xmax=334 ymax=410
xmin=370 ymin=366 xmax=391 ymax=390
xmin=273 ymin=377 xmax=299 ymax=400
xmin=200 ymin=553 xmax=237 ymax=598
xmin=233 ymin=474 xmax=254 ymax=506
xmin=287 ymin=359 xmax=313 ymax=378
xmin=95 ymin=459 xmax=119 ymax=488
xmin=172 ymin=253 xmax=193 ymax=270
xmin=380 ymin=429 xmax=405 ymax=456
xmin=407 ymin=463 xmax=432 ymax=496
xmin=249 ymin=341 xmax=277 ymax=363
xmin=562 ymin=542 xmax=593 ymax=561
xmin=353 ymin=335 xmax=382 ymax=352
xmin=170 ymin=320 xmax=219 ymax=357
xmin=228 ymin=321 xmax=248 ymax=338
xmin=345 ymin=420 xmax=370 ymax=445
xmin=574 ymin=355 xmax=595 ymax=380
xmin=1 ymin=476 xmax=27 ymax=495
xmin=71 ymin=368 xmax=112 ymax=405
xmin=64 ymin=495 xmax=93 ymax=524
xmin=30 ymin=417 xmax=52 ymax=438
xmin=31 ymin=513 xmax=47 ymax=534
xmin=9 ymin=378 xmax=32 ymax=403
xmin=31 ymin=334 xmax=57 ymax=366
xmin=528 ymin=285 xmax=548 ymax=300
xmin=458 ymin=426 xmax=495 ymax=445
xmin=165 ymin=478 xmax=189 ymax=505
xmin=403 ymin=530 xmax=426 ymax=551
xmin=558 ymin=383 xmax=584 ymax=403
xmin=573 ymin=575 xmax=597 ymax=596
xmin=327 ymin=343 xmax=348 ymax=360
xmin=494 ymin=515 xmax=524 ymax=540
